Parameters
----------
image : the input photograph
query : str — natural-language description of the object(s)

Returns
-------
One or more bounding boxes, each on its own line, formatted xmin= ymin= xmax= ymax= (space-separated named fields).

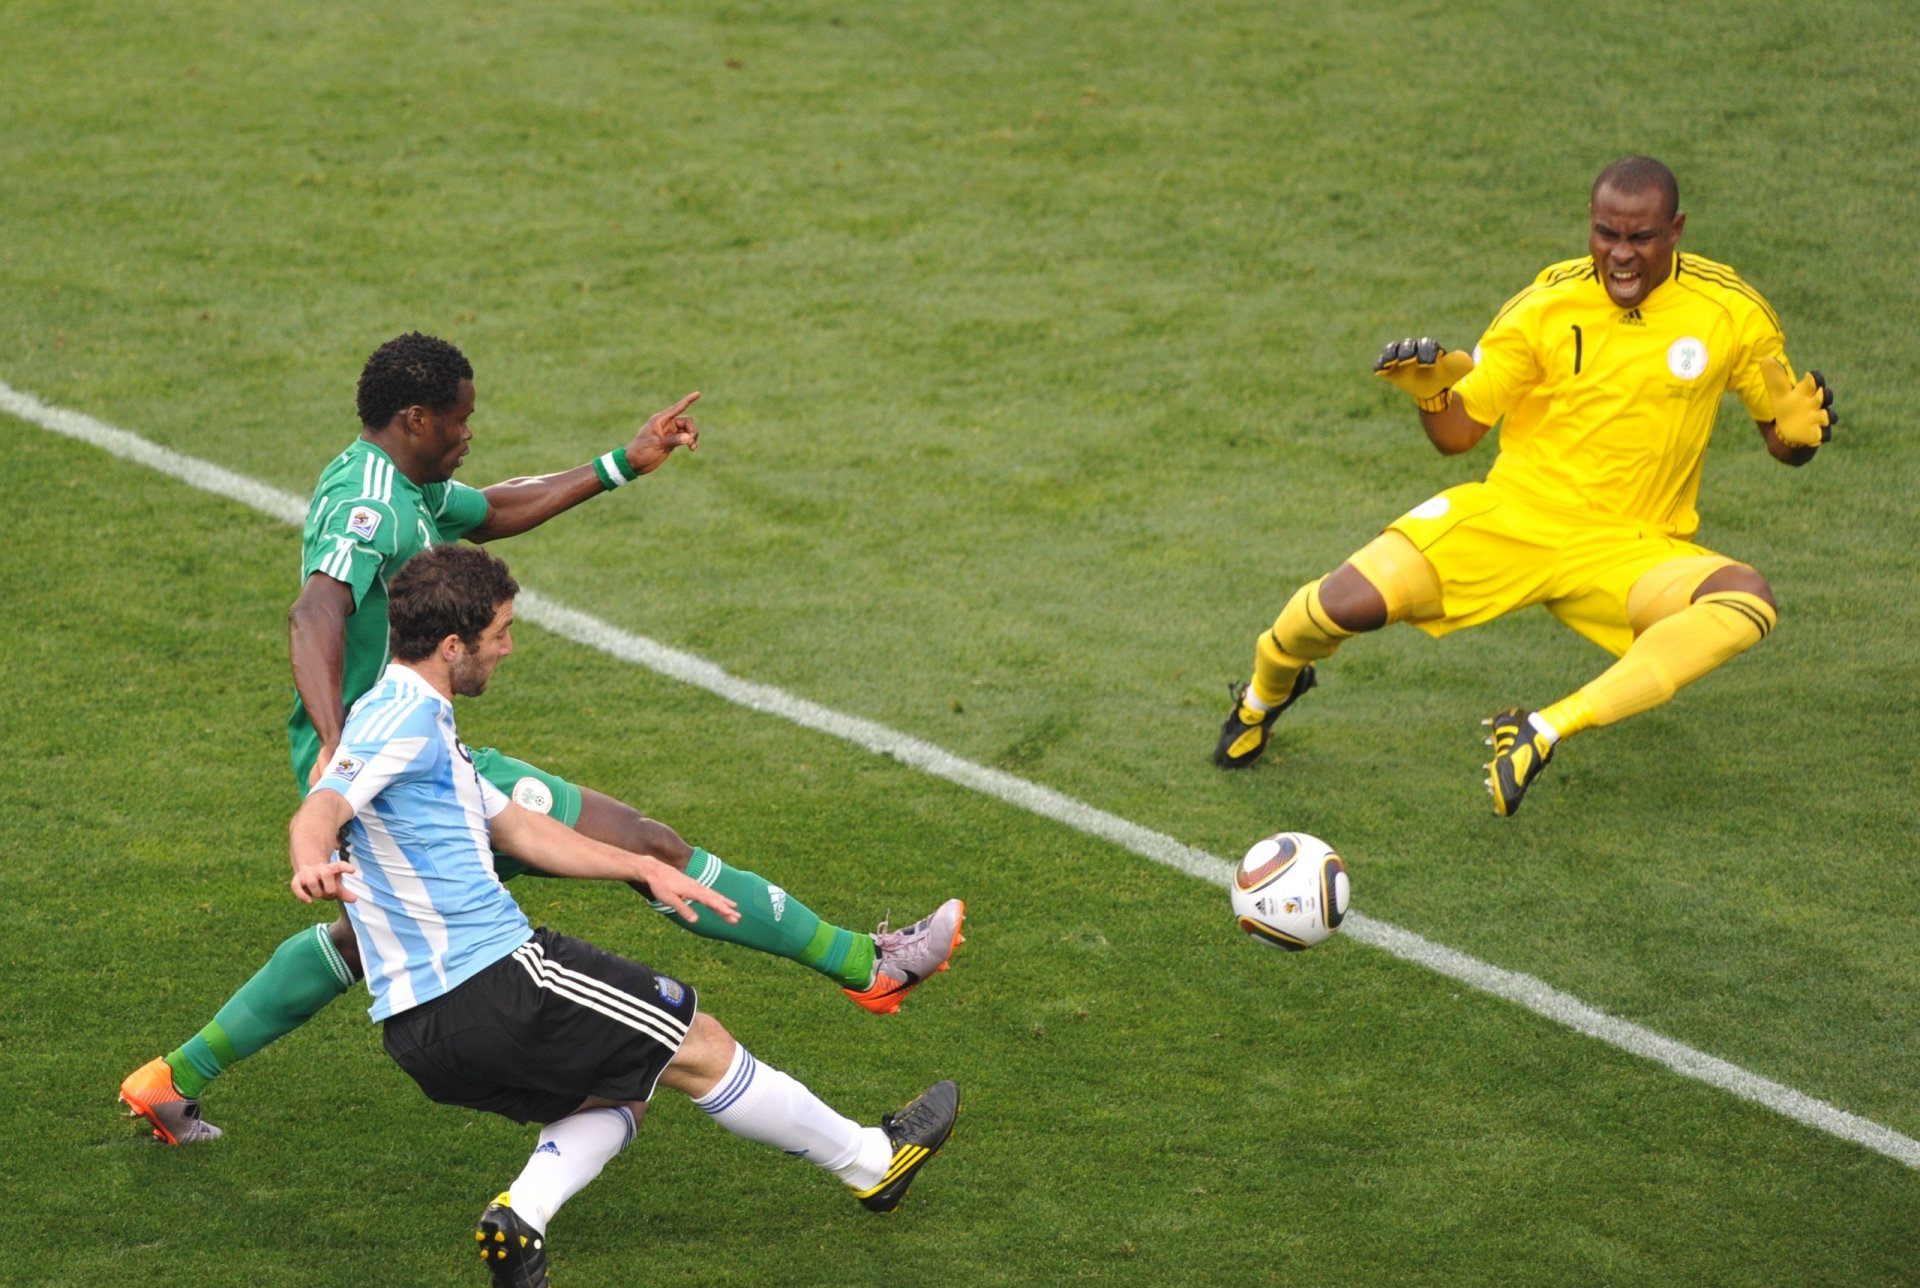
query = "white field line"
xmin=6 ymin=375 xmax=1915 ymax=1172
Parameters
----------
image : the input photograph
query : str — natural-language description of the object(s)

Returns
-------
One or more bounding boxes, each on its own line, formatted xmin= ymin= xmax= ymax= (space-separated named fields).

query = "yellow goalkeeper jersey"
xmin=1453 ymin=252 xmax=1790 ymax=538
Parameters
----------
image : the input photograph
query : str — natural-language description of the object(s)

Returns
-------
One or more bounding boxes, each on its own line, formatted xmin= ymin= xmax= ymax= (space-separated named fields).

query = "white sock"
xmin=691 ymin=1044 xmax=893 ymax=1189
xmin=506 ymin=1106 xmax=637 ymax=1234
xmin=1242 ymin=688 xmax=1272 ymax=714
xmin=1527 ymin=711 xmax=1561 ymax=746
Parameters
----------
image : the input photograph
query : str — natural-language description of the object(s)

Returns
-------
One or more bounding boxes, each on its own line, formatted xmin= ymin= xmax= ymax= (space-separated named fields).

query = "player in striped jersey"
xmin=290 ymin=545 xmax=957 ymax=1285
xmin=122 ymin=333 xmax=963 ymax=1146
xmin=1216 ymin=157 xmax=1838 ymax=815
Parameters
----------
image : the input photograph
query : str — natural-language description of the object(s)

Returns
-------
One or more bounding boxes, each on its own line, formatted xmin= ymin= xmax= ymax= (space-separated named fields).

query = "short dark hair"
xmin=387 ymin=545 xmax=519 ymax=663
xmin=356 ymin=332 xmax=474 ymax=428
xmin=1592 ymin=155 xmax=1680 ymax=220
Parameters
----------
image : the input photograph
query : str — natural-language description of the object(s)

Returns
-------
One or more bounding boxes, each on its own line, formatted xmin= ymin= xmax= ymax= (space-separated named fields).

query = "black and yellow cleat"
xmin=853 ymin=1080 xmax=960 ymax=1214
xmin=1484 ymin=708 xmax=1554 ymax=817
xmin=476 ymin=1193 xmax=549 ymax=1288
xmin=1213 ymin=667 xmax=1317 ymax=769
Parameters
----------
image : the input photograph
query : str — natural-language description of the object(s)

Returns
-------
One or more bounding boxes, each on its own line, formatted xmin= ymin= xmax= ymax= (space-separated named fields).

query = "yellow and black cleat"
xmin=1484 ymin=707 xmax=1555 ymax=817
xmin=475 ymin=1193 xmax=549 ymax=1288
xmin=854 ymin=1080 xmax=960 ymax=1214
xmin=1214 ymin=667 xmax=1317 ymax=769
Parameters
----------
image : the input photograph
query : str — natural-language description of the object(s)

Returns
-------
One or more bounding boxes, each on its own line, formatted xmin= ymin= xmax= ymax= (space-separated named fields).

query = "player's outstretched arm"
xmin=289 ymin=788 xmax=357 ymax=903
xmin=488 ymin=801 xmax=740 ymax=924
xmin=467 ymin=391 xmax=702 ymax=542
xmin=1373 ymin=336 xmax=1490 ymax=455
xmin=1759 ymin=358 xmax=1834 ymax=465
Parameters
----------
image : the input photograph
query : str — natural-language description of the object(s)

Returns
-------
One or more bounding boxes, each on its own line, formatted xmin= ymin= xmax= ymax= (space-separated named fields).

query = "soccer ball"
xmin=1231 ymin=832 xmax=1350 ymax=951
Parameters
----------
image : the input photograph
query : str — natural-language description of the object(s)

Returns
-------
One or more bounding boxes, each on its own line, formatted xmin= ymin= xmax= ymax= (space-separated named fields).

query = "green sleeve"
xmin=301 ymin=494 xmax=400 ymax=608
xmin=425 ymin=480 xmax=491 ymax=541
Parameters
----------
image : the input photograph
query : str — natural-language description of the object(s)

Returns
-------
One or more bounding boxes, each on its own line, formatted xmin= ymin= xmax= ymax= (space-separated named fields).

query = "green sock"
xmin=654 ymin=849 xmax=876 ymax=990
xmin=164 ymin=925 xmax=357 ymax=1097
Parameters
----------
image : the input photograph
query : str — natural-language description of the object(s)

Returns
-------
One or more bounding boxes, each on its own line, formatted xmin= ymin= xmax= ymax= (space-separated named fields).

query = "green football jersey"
xmin=288 ymin=439 xmax=489 ymax=782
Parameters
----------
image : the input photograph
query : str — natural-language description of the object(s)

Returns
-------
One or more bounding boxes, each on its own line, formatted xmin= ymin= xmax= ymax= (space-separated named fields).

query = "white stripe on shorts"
xmin=510 ymin=940 xmax=690 ymax=1050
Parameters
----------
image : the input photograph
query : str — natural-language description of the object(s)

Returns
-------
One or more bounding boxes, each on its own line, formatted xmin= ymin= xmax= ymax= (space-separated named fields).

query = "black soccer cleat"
xmin=476 ymin=1193 xmax=549 ymax=1288
xmin=853 ymin=1079 xmax=960 ymax=1214
xmin=1484 ymin=707 xmax=1555 ymax=818
xmin=1213 ymin=667 xmax=1317 ymax=769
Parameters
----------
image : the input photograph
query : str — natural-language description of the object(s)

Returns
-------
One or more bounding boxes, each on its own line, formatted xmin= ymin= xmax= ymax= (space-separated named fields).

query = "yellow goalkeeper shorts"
xmin=1385 ymin=481 xmax=1725 ymax=658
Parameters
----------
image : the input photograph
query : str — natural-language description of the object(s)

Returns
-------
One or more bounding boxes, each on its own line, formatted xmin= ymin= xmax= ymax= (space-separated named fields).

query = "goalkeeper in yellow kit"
xmin=1215 ymin=156 xmax=1838 ymax=816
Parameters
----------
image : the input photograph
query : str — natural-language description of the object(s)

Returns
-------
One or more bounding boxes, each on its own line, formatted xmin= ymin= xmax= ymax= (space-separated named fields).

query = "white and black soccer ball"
xmin=1231 ymin=832 xmax=1350 ymax=951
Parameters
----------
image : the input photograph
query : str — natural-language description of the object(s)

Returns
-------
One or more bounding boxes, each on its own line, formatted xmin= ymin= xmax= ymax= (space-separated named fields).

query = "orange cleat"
xmin=843 ymin=899 xmax=966 ymax=1015
xmin=118 ymin=1057 xmax=223 ymax=1145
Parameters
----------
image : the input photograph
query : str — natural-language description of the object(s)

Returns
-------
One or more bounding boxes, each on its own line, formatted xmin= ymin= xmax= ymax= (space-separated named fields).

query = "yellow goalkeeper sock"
xmin=1250 ymin=578 xmax=1354 ymax=708
xmin=1247 ymin=534 xmax=1442 ymax=711
xmin=1539 ymin=591 xmax=1776 ymax=737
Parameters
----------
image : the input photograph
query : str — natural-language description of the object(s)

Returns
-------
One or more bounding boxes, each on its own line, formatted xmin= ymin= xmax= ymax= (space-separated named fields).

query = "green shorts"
xmin=471 ymin=747 xmax=585 ymax=881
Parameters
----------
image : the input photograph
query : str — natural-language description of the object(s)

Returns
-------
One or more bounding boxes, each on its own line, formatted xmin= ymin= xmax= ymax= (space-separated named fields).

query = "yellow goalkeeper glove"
xmin=1760 ymin=357 xmax=1836 ymax=448
xmin=1374 ymin=336 xmax=1474 ymax=413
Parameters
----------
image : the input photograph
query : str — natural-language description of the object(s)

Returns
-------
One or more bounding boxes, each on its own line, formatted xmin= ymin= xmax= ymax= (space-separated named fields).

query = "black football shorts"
xmin=382 ymin=927 xmax=699 ymax=1124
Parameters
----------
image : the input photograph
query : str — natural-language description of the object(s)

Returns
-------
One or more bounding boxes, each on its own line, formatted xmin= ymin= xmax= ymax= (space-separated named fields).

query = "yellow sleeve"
xmin=1455 ymin=289 xmax=1543 ymax=427
xmin=1728 ymin=297 xmax=1788 ymax=424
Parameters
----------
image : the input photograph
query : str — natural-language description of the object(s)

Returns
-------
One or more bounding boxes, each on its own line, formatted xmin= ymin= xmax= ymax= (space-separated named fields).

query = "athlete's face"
xmin=418 ymin=379 xmax=477 ymax=483
xmin=1589 ymin=184 xmax=1685 ymax=309
xmin=450 ymin=599 xmax=515 ymax=697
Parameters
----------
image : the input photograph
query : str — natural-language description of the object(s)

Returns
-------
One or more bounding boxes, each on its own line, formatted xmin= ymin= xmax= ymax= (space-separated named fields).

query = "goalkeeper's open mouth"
xmin=1604 ymin=265 xmax=1647 ymax=305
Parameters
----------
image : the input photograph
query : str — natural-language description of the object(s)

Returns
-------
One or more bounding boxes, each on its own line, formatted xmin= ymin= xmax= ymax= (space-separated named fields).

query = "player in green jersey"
xmin=120 ymin=332 xmax=966 ymax=1145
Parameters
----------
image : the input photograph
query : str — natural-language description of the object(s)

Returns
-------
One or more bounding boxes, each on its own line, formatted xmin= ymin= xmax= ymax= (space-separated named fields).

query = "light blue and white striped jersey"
xmin=315 ymin=662 xmax=532 ymax=1021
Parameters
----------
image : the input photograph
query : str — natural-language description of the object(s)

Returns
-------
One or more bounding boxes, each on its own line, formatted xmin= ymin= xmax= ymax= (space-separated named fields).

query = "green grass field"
xmin=4 ymin=1 xmax=1918 ymax=1283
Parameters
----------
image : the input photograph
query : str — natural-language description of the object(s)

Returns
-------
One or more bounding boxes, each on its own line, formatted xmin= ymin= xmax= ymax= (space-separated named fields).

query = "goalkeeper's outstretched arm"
xmin=1373 ymin=336 xmax=1491 ymax=456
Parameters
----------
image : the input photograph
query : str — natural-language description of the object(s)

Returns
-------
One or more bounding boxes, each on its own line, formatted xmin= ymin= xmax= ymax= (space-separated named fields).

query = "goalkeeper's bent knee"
xmin=1625 ymin=555 xmax=1742 ymax=636
xmin=1271 ymin=578 xmax=1355 ymax=662
xmin=1346 ymin=531 xmax=1444 ymax=624
xmin=1249 ymin=543 xmax=1441 ymax=709
xmin=1695 ymin=590 xmax=1777 ymax=644
xmin=1251 ymin=579 xmax=1352 ymax=707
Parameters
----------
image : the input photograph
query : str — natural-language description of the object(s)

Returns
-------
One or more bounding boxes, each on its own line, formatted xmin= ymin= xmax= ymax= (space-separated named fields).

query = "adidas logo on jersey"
xmin=1622 ymin=308 xmax=1646 ymax=326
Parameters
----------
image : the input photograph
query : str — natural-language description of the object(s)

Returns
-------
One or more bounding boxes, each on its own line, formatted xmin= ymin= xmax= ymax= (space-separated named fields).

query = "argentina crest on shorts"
xmin=656 ymin=975 xmax=686 ymax=1007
